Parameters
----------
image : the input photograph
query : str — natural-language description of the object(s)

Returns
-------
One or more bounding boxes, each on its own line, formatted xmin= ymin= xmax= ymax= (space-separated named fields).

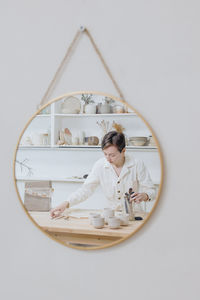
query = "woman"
xmin=50 ymin=131 xmax=155 ymax=218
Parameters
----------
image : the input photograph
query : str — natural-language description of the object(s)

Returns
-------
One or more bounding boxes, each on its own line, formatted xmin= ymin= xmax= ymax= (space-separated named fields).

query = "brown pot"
xmin=88 ymin=136 xmax=99 ymax=145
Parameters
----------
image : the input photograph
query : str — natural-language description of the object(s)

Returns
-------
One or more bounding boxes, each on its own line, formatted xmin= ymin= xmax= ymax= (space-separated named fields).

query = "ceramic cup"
xmin=117 ymin=214 xmax=129 ymax=226
xmin=72 ymin=136 xmax=79 ymax=145
xmin=89 ymin=213 xmax=101 ymax=225
xmin=92 ymin=216 xmax=105 ymax=229
xmin=103 ymin=208 xmax=115 ymax=224
xmin=108 ymin=217 xmax=121 ymax=229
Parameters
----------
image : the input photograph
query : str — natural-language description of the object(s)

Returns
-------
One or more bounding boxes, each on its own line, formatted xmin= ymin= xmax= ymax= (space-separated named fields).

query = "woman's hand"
xmin=50 ymin=201 xmax=69 ymax=218
xmin=130 ymin=193 xmax=148 ymax=203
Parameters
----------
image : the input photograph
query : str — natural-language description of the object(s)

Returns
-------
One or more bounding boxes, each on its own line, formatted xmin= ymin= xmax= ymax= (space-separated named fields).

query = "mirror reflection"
xmin=14 ymin=92 xmax=162 ymax=249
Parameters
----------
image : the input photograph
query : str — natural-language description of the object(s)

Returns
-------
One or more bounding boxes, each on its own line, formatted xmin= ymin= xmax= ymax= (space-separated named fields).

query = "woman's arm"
xmin=50 ymin=160 xmax=100 ymax=217
xmin=135 ymin=160 xmax=156 ymax=201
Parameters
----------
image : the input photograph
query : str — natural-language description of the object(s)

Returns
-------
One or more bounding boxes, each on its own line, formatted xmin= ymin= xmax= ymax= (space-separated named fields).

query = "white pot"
xmin=84 ymin=104 xmax=96 ymax=114
xmin=97 ymin=103 xmax=111 ymax=114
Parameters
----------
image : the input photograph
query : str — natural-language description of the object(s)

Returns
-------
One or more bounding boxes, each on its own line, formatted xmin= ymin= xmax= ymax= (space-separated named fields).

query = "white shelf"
xmin=36 ymin=114 xmax=51 ymax=117
xmin=23 ymin=103 xmax=153 ymax=152
xmin=55 ymin=145 xmax=157 ymax=150
xmin=19 ymin=145 xmax=51 ymax=148
xmin=54 ymin=113 xmax=137 ymax=117
xmin=18 ymin=145 xmax=158 ymax=151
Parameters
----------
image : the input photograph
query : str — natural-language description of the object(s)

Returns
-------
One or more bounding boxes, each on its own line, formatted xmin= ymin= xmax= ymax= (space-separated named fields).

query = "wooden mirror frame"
xmin=13 ymin=91 xmax=164 ymax=250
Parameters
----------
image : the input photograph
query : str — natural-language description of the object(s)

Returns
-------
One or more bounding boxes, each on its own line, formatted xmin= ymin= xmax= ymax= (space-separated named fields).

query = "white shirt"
xmin=67 ymin=154 xmax=156 ymax=209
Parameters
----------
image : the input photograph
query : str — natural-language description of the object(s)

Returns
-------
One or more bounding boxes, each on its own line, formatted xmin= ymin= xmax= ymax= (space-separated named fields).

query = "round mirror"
xmin=14 ymin=91 xmax=163 ymax=250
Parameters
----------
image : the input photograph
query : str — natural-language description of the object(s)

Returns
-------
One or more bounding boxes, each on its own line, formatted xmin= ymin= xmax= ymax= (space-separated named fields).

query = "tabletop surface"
xmin=29 ymin=209 xmax=146 ymax=238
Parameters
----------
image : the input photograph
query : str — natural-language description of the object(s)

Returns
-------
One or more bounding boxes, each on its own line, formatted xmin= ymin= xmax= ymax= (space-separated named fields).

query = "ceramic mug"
xmin=89 ymin=213 xmax=101 ymax=225
xmin=92 ymin=216 xmax=105 ymax=229
xmin=117 ymin=214 xmax=129 ymax=226
xmin=103 ymin=208 xmax=115 ymax=224
xmin=107 ymin=217 xmax=121 ymax=229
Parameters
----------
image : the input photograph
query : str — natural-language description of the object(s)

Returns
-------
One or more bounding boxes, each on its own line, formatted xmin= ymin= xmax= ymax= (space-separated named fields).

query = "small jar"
xmin=43 ymin=133 xmax=49 ymax=145
xmin=112 ymin=105 xmax=124 ymax=114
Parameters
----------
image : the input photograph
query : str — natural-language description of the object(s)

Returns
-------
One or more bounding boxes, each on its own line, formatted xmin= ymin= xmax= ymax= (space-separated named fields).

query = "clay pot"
xmin=88 ymin=136 xmax=99 ymax=145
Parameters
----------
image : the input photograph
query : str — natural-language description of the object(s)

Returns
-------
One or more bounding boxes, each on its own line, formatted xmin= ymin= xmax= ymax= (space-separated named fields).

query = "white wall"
xmin=1 ymin=1 xmax=200 ymax=299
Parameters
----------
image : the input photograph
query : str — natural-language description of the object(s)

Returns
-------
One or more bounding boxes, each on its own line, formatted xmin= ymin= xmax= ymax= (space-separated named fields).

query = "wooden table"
xmin=30 ymin=210 xmax=146 ymax=248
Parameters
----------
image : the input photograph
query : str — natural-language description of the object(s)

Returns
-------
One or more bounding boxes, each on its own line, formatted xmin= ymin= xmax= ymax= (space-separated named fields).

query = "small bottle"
xmin=43 ymin=133 xmax=49 ymax=145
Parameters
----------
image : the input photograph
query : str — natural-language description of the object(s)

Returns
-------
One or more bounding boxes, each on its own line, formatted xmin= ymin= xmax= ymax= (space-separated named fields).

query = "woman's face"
xmin=103 ymin=145 xmax=125 ymax=165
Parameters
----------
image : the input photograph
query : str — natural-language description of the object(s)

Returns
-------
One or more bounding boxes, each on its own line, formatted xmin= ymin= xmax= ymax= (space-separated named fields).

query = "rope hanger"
xmin=39 ymin=26 xmax=125 ymax=107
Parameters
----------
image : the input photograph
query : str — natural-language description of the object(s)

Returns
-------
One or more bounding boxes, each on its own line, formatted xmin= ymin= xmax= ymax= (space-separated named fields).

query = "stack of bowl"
xmin=128 ymin=137 xmax=148 ymax=146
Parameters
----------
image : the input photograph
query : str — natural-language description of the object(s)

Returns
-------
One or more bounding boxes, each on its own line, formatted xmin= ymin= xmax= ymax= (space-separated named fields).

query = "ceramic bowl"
xmin=112 ymin=105 xmax=124 ymax=114
xmin=128 ymin=137 xmax=148 ymax=146
xmin=60 ymin=96 xmax=81 ymax=114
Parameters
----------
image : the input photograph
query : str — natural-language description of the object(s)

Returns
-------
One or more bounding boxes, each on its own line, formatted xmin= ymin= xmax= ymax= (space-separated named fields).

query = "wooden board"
xmin=29 ymin=210 xmax=146 ymax=247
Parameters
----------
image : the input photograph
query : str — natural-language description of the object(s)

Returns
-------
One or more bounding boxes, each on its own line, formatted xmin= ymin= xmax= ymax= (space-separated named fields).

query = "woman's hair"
xmin=101 ymin=131 xmax=126 ymax=153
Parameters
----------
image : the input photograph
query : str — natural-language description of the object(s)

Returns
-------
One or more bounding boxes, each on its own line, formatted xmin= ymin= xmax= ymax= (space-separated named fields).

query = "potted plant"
xmin=97 ymin=97 xmax=115 ymax=114
xmin=81 ymin=94 xmax=96 ymax=114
